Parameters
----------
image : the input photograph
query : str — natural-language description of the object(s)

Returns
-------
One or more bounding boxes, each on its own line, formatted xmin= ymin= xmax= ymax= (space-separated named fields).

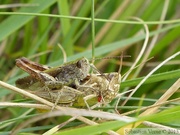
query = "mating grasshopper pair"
xmin=15 ymin=57 xmax=121 ymax=109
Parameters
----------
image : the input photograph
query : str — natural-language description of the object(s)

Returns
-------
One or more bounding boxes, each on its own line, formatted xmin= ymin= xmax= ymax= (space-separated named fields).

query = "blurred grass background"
xmin=0 ymin=0 xmax=180 ymax=134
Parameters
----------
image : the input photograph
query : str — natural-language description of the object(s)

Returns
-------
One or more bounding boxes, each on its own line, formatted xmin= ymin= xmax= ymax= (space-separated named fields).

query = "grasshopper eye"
xmin=108 ymin=74 xmax=114 ymax=80
xmin=76 ymin=60 xmax=82 ymax=68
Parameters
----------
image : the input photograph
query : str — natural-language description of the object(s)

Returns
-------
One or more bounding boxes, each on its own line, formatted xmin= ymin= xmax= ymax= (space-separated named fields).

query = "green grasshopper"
xmin=16 ymin=57 xmax=90 ymax=90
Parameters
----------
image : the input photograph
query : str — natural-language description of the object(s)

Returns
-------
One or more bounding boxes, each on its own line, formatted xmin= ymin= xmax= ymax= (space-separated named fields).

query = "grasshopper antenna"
xmin=118 ymin=52 xmax=124 ymax=75
xmin=89 ymin=64 xmax=110 ymax=81
xmin=89 ymin=55 xmax=130 ymax=81
xmin=90 ymin=55 xmax=130 ymax=61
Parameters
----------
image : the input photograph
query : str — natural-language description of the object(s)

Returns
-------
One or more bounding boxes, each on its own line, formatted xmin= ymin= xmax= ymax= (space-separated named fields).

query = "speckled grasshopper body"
xmin=16 ymin=57 xmax=90 ymax=90
xmin=15 ymin=57 xmax=91 ymax=108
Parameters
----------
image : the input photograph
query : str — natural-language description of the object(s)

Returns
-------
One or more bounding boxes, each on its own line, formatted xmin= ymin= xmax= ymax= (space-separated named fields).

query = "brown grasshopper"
xmin=16 ymin=57 xmax=90 ymax=90
xmin=15 ymin=57 xmax=93 ymax=108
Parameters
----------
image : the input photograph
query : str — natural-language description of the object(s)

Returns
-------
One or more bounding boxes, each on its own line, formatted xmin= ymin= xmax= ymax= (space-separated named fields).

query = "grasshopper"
xmin=15 ymin=57 xmax=90 ymax=90
xmin=15 ymin=57 xmax=92 ymax=109
xmin=26 ymin=72 xmax=121 ymax=109
xmin=74 ymin=72 xmax=121 ymax=109
xmin=73 ymin=55 xmax=126 ymax=109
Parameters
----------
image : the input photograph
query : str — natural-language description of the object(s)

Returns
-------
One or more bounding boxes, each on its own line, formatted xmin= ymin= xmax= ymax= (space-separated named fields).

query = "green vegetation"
xmin=0 ymin=0 xmax=179 ymax=135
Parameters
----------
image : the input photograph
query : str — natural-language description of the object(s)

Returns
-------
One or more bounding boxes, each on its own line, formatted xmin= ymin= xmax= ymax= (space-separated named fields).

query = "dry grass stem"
xmin=122 ymin=51 xmax=180 ymax=106
xmin=122 ymin=97 xmax=180 ymax=116
xmin=122 ymin=17 xmax=149 ymax=81
xmin=0 ymin=81 xmax=123 ymax=135
xmin=116 ymin=78 xmax=180 ymax=134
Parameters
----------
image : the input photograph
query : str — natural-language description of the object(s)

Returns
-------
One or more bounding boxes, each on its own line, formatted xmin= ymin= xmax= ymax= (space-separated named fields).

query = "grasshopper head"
xmin=76 ymin=57 xmax=90 ymax=80
xmin=102 ymin=72 xmax=121 ymax=103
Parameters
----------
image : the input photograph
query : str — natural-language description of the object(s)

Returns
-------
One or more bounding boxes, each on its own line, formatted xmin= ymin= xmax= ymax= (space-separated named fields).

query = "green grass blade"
xmin=121 ymin=69 xmax=180 ymax=88
xmin=54 ymin=121 xmax=127 ymax=135
xmin=0 ymin=0 xmax=57 ymax=42
xmin=57 ymin=0 xmax=73 ymax=56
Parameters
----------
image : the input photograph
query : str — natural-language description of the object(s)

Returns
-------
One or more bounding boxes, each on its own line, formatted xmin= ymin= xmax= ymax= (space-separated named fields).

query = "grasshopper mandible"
xmin=16 ymin=57 xmax=90 ymax=90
